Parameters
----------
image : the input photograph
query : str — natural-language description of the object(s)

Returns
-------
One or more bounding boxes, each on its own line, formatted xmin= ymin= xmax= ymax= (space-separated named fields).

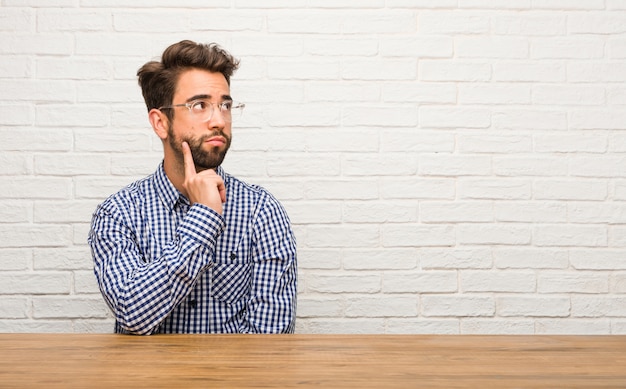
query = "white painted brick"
xmin=0 ymin=272 xmax=70 ymax=294
xmin=611 ymin=273 xmax=626 ymax=293
xmin=420 ymin=248 xmax=493 ymax=269
xmin=539 ymin=272 xmax=608 ymax=294
xmin=534 ymin=225 xmax=607 ymax=247
xmin=74 ymin=130 xmax=152 ymax=153
xmin=306 ymin=82 xmax=379 ymax=103
xmin=534 ymin=179 xmax=607 ymax=201
xmin=387 ymin=319 xmax=459 ymax=334
xmin=493 ymin=156 xmax=568 ymax=177
xmin=34 ymin=154 xmax=109 ymax=176
xmin=570 ymin=109 xmax=626 ymax=130
xmin=283 ymin=201 xmax=341 ymax=224
xmin=0 ymin=79 xmax=75 ymax=102
xmin=418 ymin=12 xmax=490 ymax=34
xmin=459 ymin=134 xmax=532 ymax=154
xmin=570 ymin=250 xmax=626 ymax=270
xmin=343 ymin=106 xmax=418 ymax=127
xmin=0 ymin=320 xmax=72 ymax=333
xmin=536 ymin=319 xmax=610 ymax=335
xmin=456 ymin=37 xmax=528 ymax=59
xmin=300 ymin=318 xmax=385 ymax=334
xmin=34 ymin=201 xmax=100 ymax=224
xmin=0 ymin=249 xmax=31 ymax=271
xmin=492 ymin=109 xmax=567 ymax=130
xmin=461 ymin=319 xmax=534 ymax=334
xmin=306 ymin=37 xmax=378 ymax=56
xmin=569 ymin=63 xmax=626 ymax=83
xmin=33 ymin=247 xmax=92 ymax=271
xmin=492 ymin=13 xmax=565 ymax=35
xmin=534 ymin=133 xmax=607 ymax=153
xmin=609 ymin=38 xmax=626 ymax=59
xmin=388 ymin=0 xmax=457 ymax=7
xmin=0 ymin=298 xmax=28 ymax=319
xmin=74 ymin=271 xmax=100 ymax=294
xmin=0 ymin=152 xmax=32 ymax=176
xmin=382 ymin=130 xmax=455 ymax=153
xmin=267 ymin=12 xmax=343 ymax=34
xmin=0 ymin=8 xmax=33 ymax=32
xmin=232 ymin=36 xmax=304 ymax=57
xmin=609 ymin=0 xmax=626 ymax=10
xmin=458 ymin=178 xmax=532 ymax=200
xmin=533 ymin=85 xmax=605 ymax=106
xmin=458 ymin=223 xmax=531 ymax=245
xmin=297 ymin=249 xmax=341 ymax=270
xmin=0 ymin=224 xmax=72 ymax=248
xmin=494 ymin=62 xmax=565 ymax=82
xmin=305 ymin=179 xmax=378 ymax=200
xmin=342 ymin=59 xmax=417 ymax=81
xmin=265 ymin=103 xmax=340 ymax=126
xmin=497 ymin=296 xmax=569 ymax=317
xmin=343 ymin=11 xmax=417 ymax=34
xmin=343 ymin=201 xmax=418 ymax=223
xmin=267 ymin=59 xmax=340 ymax=80
xmin=383 ymin=82 xmax=456 ymax=104
xmin=420 ymin=201 xmax=493 ymax=223
xmin=0 ymin=128 xmax=73 ymax=152
xmin=73 ymin=319 xmax=115 ymax=334
xmin=381 ymin=37 xmax=453 ymax=58
xmin=570 ymin=156 xmax=626 ymax=178
xmin=461 ymin=0 xmax=531 ymax=9
xmin=297 ymin=297 xmax=343 ymax=318
xmin=0 ymin=56 xmax=33 ymax=78
xmin=36 ymin=104 xmax=109 ymax=128
xmin=306 ymin=225 xmax=380 ymax=248
xmin=305 ymin=128 xmax=379 ymax=152
xmin=342 ymin=154 xmax=416 ymax=176
xmin=382 ymin=224 xmax=455 ymax=247
xmin=37 ymin=9 xmax=111 ymax=32
xmin=420 ymin=61 xmax=492 ymax=82
xmin=308 ymin=0 xmax=384 ymax=8
xmin=571 ymin=296 xmax=626 ymax=317
xmin=461 ymin=271 xmax=536 ymax=292
xmin=346 ymin=296 xmax=417 ymax=317
xmin=32 ymin=296 xmax=109 ymax=319
xmin=531 ymin=37 xmax=605 ymax=59
xmin=569 ymin=202 xmax=626 ymax=224
xmin=0 ymin=104 xmax=34 ymax=126
xmin=342 ymin=249 xmax=417 ymax=270
xmin=307 ymin=273 xmax=380 ymax=293
xmin=495 ymin=202 xmax=568 ymax=223
xmin=533 ymin=0 xmax=604 ymax=9
xmin=110 ymin=154 xmax=175 ymax=177
xmin=459 ymin=84 xmax=531 ymax=105
xmin=419 ymin=155 xmax=492 ymax=176
xmin=0 ymin=177 xmax=71 ymax=199
xmin=383 ymin=271 xmax=458 ymax=293
xmin=422 ymin=295 xmax=495 ymax=317
xmin=420 ymin=107 xmax=491 ymax=129
xmin=189 ymin=11 xmax=263 ymax=31
xmin=609 ymin=226 xmax=626 ymax=247
xmin=609 ymin=133 xmax=626 ymax=152
xmin=494 ymin=248 xmax=569 ymax=269
xmin=568 ymin=12 xmax=626 ymax=34
xmin=380 ymin=177 xmax=455 ymax=200
xmin=0 ymin=33 xmax=73 ymax=55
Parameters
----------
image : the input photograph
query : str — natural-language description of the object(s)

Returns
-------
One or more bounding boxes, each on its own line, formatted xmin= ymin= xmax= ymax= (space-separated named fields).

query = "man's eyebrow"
xmin=186 ymin=94 xmax=233 ymax=102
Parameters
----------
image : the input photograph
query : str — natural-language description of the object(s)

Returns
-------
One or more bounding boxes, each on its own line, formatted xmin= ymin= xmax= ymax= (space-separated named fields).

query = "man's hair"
xmin=137 ymin=40 xmax=240 ymax=120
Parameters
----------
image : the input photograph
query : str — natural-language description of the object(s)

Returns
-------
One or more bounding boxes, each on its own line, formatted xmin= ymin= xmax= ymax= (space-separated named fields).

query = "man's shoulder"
xmin=98 ymin=173 xmax=157 ymax=211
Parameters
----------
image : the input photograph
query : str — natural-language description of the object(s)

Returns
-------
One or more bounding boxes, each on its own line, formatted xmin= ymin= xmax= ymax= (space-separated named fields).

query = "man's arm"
xmin=241 ymin=194 xmax=298 ymax=333
xmin=88 ymin=200 xmax=224 ymax=335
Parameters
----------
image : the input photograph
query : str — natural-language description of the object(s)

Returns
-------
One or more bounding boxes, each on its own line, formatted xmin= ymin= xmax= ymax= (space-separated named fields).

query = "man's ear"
xmin=148 ymin=108 xmax=169 ymax=140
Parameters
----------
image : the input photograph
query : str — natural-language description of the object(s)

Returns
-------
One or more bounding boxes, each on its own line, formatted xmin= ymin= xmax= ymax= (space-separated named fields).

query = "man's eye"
xmin=220 ymin=101 xmax=233 ymax=111
xmin=191 ymin=101 xmax=208 ymax=111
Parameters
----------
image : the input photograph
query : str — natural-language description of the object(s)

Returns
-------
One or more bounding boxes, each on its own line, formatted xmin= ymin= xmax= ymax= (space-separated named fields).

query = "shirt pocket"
xmin=210 ymin=253 xmax=252 ymax=305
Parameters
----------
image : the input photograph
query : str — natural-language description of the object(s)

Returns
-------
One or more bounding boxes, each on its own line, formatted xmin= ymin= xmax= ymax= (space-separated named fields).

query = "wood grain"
xmin=1 ymin=334 xmax=625 ymax=388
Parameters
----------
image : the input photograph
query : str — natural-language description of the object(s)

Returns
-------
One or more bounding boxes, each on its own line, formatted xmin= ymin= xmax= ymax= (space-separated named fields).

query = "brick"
xmin=492 ymin=13 xmax=565 ymax=35
xmin=380 ymin=177 xmax=455 ymax=200
xmin=461 ymin=271 xmax=536 ymax=292
xmin=420 ymin=61 xmax=491 ymax=82
xmin=74 ymin=129 xmax=152 ymax=153
xmin=75 ymin=271 xmax=101 ymax=294
xmin=0 ymin=128 xmax=73 ymax=152
xmin=383 ymin=82 xmax=457 ymax=104
xmin=0 ymin=298 xmax=28 ymax=319
xmin=34 ymin=154 xmax=109 ymax=176
xmin=420 ymin=201 xmax=493 ymax=223
xmin=265 ymin=103 xmax=340 ymax=126
xmin=534 ymin=179 xmax=607 ymax=201
xmin=342 ymin=154 xmax=417 ymax=176
xmin=492 ymin=109 xmax=567 ymax=130
xmin=493 ymin=157 xmax=568 ymax=177
xmin=570 ymin=250 xmax=626 ymax=270
xmin=382 ymin=130 xmax=455 ymax=153
xmin=267 ymin=59 xmax=340 ymax=80
xmin=420 ymin=248 xmax=493 ymax=269
xmin=387 ymin=319 xmax=459 ymax=334
xmin=418 ymin=11 xmax=490 ymax=34
xmin=342 ymin=11 xmax=417 ymax=33
xmin=610 ymin=272 xmax=626 ymax=293
xmin=570 ymin=156 xmax=626 ymax=178
xmin=497 ymin=296 xmax=570 ymax=317
xmin=570 ymin=109 xmax=626 ymax=130
xmin=342 ymin=59 xmax=417 ymax=80
xmin=343 ymin=201 xmax=418 ymax=223
xmin=297 ymin=249 xmax=341 ymax=270
xmin=267 ymin=12 xmax=343 ymax=33
xmin=533 ymin=85 xmax=605 ymax=106
xmin=189 ymin=11 xmax=263 ymax=31
xmin=383 ymin=224 xmax=455 ymax=247
xmin=420 ymin=155 xmax=492 ymax=176
xmin=568 ymin=12 xmax=626 ymax=34
xmin=283 ymin=201 xmax=341 ymax=224
xmin=381 ymin=37 xmax=453 ymax=58
xmin=461 ymin=0 xmax=531 ymax=8
xmin=0 ymin=320 xmax=72 ymax=333
xmin=539 ymin=272 xmax=608 ymax=294
xmin=305 ymin=179 xmax=378 ymax=200
xmin=571 ymin=296 xmax=626 ymax=317
xmin=456 ymin=37 xmax=528 ymax=59
xmin=37 ymin=9 xmax=110 ymax=32
xmin=0 ymin=200 xmax=32 ymax=223
xmin=307 ymin=225 xmax=380 ymax=248
xmin=495 ymin=201 xmax=568 ymax=223
xmin=34 ymin=201 xmax=100 ymax=223
xmin=419 ymin=107 xmax=491 ymax=129
xmin=34 ymin=247 xmax=93 ymax=271
xmin=0 ymin=177 xmax=71 ymax=200
xmin=494 ymin=62 xmax=565 ymax=82
xmin=534 ymin=225 xmax=607 ymax=247
xmin=342 ymin=248 xmax=417 ymax=270
xmin=535 ymin=319 xmax=610 ymax=335
xmin=458 ymin=223 xmax=531 ymax=245
xmin=383 ymin=271 xmax=458 ymax=293
xmin=307 ymin=273 xmax=381 ymax=293
xmin=306 ymin=37 xmax=378 ymax=56
xmin=232 ymin=36 xmax=303 ymax=56
xmin=532 ymin=0 xmax=604 ymax=9
xmin=535 ymin=133 xmax=607 ymax=153
xmin=0 ymin=249 xmax=31 ymax=271
xmin=569 ymin=202 xmax=626 ymax=224
xmin=297 ymin=297 xmax=343 ymax=318
xmin=32 ymin=296 xmax=109 ymax=319
xmin=36 ymin=104 xmax=109 ymax=128
xmin=458 ymin=134 xmax=532 ymax=153
xmin=459 ymin=84 xmax=531 ymax=104
xmin=458 ymin=178 xmax=532 ymax=200
xmin=569 ymin=63 xmax=626 ymax=82
xmin=422 ymin=295 xmax=495 ymax=317
xmin=494 ymin=248 xmax=569 ymax=269
xmin=531 ymin=37 xmax=605 ymax=59
xmin=301 ymin=318 xmax=385 ymax=334
xmin=346 ymin=296 xmax=417 ymax=317
xmin=0 ymin=225 xmax=72 ymax=248
xmin=0 ymin=272 xmax=71 ymax=294
xmin=0 ymin=33 xmax=73 ymax=55
xmin=461 ymin=319 xmax=535 ymax=334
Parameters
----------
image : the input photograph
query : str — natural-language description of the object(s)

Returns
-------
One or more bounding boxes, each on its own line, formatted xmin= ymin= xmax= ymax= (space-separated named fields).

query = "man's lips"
xmin=205 ymin=136 xmax=226 ymax=147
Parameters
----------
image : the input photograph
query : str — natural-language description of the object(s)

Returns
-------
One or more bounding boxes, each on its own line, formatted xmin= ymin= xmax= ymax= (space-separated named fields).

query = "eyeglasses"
xmin=159 ymin=99 xmax=245 ymax=123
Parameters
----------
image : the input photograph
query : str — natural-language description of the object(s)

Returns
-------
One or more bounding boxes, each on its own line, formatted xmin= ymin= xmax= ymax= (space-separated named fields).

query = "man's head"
xmin=138 ymin=40 xmax=240 ymax=172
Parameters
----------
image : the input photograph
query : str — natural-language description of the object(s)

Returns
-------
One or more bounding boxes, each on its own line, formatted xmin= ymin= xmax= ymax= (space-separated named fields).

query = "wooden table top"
xmin=0 ymin=334 xmax=625 ymax=388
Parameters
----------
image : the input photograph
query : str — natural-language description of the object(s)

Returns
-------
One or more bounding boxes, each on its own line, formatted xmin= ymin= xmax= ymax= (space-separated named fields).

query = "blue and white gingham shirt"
xmin=88 ymin=163 xmax=297 ymax=335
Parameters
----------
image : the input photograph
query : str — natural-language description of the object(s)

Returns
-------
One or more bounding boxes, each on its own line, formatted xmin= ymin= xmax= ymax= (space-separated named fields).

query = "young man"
xmin=88 ymin=40 xmax=297 ymax=335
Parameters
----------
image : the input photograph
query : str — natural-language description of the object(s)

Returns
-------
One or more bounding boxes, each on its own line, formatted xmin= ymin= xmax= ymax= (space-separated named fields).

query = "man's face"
xmin=166 ymin=69 xmax=232 ymax=171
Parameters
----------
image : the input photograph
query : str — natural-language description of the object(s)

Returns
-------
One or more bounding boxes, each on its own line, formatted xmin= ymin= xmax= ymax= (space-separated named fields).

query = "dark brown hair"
xmin=137 ymin=40 xmax=240 ymax=120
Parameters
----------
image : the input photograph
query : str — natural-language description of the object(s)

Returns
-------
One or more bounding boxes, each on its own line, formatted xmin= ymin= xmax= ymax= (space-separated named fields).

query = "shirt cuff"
xmin=177 ymin=204 xmax=226 ymax=248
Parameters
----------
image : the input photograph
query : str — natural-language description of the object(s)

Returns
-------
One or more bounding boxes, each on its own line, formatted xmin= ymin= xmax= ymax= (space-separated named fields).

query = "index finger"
xmin=182 ymin=141 xmax=196 ymax=178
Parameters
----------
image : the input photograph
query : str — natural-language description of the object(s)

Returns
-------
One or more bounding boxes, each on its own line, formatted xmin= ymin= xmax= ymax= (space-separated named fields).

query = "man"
xmin=88 ymin=40 xmax=297 ymax=335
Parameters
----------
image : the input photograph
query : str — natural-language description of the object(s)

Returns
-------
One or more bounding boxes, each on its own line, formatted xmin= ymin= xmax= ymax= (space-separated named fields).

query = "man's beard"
xmin=168 ymin=126 xmax=231 ymax=171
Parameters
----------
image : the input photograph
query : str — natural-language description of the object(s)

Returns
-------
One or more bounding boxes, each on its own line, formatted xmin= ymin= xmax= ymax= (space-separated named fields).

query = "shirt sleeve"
xmin=240 ymin=193 xmax=298 ymax=333
xmin=88 ymin=198 xmax=225 ymax=335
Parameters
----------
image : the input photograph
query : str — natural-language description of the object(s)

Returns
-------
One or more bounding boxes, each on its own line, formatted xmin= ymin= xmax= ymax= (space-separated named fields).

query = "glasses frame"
xmin=158 ymin=99 xmax=245 ymax=123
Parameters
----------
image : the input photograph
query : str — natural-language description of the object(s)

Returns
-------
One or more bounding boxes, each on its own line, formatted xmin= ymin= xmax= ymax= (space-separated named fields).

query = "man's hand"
xmin=182 ymin=141 xmax=226 ymax=214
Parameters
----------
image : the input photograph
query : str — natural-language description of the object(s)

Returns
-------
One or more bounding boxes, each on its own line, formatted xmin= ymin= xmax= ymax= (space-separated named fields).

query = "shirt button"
xmin=230 ymin=252 xmax=237 ymax=260
xmin=189 ymin=299 xmax=197 ymax=308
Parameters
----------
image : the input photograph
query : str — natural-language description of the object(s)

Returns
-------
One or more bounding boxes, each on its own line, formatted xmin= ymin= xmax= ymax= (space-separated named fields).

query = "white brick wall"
xmin=1 ymin=2 xmax=625 ymax=335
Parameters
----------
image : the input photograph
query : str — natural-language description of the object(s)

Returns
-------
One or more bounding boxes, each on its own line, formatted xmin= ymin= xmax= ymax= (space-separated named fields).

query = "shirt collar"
xmin=154 ymin=162 xmax=227 ymax=211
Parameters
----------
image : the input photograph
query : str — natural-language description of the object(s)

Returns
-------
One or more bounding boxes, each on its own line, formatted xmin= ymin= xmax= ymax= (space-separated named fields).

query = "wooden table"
xmin=1 ymin=334 xmax=625 ymax=388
